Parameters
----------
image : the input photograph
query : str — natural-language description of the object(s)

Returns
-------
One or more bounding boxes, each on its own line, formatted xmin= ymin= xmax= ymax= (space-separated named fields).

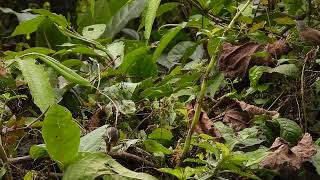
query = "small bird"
xmin=103 ymin=126 xmax=120 ymax=152
xmin=296 ymin=20 xmax=320 ymax=45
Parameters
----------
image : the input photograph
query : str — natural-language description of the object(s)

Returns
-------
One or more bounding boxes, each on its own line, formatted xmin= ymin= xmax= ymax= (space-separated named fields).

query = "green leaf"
xmin=249 ymin=66 xmax=270 ymax=87
xmin=107 ymin=41 xmax=125 ymax=68
xmin=23 ymin=53 xmax=91 ymax=86
xmin=121 ymin=47 xmax=157 ymax=79
xmin=148 ymin=128 xmax=173 ymax=145
xmin=77 ymin=0 xmax=128 ymax=31
xmin=144 ymin=0 xmax=161 ymax=40
xmin=63 ymin=152 xmax=157 ymax=180
xmin=269 ymin=64 xmax=299 ymax=77
xmin=274 ymin=118 xmax=302 ymax=145
xmin=29 ymin=144 xmax=48 ymax=159
xmin=79 ymin=125 xmax=109 ymax=152
xmin=82 ymin=24 xmax=106 ymax=40
xmin=153 ymin=25 xmax=184 ymax=62
xmin=143 ymin=139 xmax=173 ymax=154
xmin=32 ymin=9 xmax=68 ymax=27
xmin=42 ymin=104 xmax=80 ymax=167
xmin=11 ymin=16 xmax=45 ymax=36
xmin=103 ymin=0 xmax=147 ymax=38
xmin=17 ymin=57 xmax=56 ymax=112
xmin=35 ymin=18 xmax=70 ymax=50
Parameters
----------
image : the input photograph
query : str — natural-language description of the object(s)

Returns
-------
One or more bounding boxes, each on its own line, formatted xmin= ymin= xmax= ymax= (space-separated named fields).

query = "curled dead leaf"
xmin=222 ymin=100 xmax=279 ymax=131
xmin=218 ymin=39 xmax=290 ymax=79
xmin=260 ymin=133 xmax=316 ymax=173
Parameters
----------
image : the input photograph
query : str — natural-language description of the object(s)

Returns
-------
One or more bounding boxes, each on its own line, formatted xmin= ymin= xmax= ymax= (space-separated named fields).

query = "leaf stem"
xmin=179 ymin=0 xmax=253 ymax=163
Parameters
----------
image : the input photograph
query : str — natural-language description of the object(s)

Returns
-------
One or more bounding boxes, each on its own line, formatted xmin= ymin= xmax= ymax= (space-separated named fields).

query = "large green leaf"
xmin=144 ymin=0 xmax=161 ymax=40
xmin=63 ymin=152 xmax=157 ymax=180
xmin=11 ymin=16 xmax=45 ymax=36
xmin=153 ymin=25 xmax=184 ymax=62
xmin=17 ymin=57 xmax=56 ymax=112
xmin=103 ymin=0 xmax=147 ymax=38
xmin=42 ymin=104 xmax=80 ymax=167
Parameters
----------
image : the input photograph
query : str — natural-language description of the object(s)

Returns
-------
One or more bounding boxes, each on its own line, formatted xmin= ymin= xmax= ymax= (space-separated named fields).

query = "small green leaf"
xmin=269 ymin=64 xmax=299 ymax=77
xmin=42 ymin=104 xmax=80 ymax=167
xmin=249 ymin=66 xmax=270 ymax=87
xmin=274 ymin=118 xmax=302 ymax=145
xmin=17 ymin=57 xmax=56 ymax=112
xmin=29 ymin=144 xmax=48 ymax=159
xmin=148 ymin=128 xmax=173 ymax=145
xmin=82 ymin=24 xmax=106 ymax=40
xmin=144 ymin=0 xmax=161 ymax=40
xmin=11 ymin=16 xmax=45 ymax=36
xmin=143 ymin=139 xmax=173 ymax=154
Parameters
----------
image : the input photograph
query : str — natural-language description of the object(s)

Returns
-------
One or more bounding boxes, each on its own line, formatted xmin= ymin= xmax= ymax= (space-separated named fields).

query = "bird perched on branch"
xmin=103 ymin=126 xmax=120 ymax=152
xmin=296 ymin=20 xmax=320 ymax=45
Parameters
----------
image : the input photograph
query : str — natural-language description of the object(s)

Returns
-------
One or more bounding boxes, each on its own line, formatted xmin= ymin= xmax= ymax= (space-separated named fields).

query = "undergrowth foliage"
xmin=0 ymin=0 xmax=320 ymax=179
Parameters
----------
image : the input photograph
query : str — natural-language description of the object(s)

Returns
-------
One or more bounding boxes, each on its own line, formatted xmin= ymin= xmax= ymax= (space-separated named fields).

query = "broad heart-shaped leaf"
xmin=103 ymin=0 xmax=147 ymax=38
xmin=77 ymin=0 xmax=128 ymax=31
xmin=42 ymin=104 xmax=80 ymax=168
xmin=11 ymin=15 xmax=45 ymax=36
xmin=82 ymin=24 xmax=106 ymax=40
xmin=144 ymin=0 xmax=161 ymax=40
xmin=63 ymin=152 xmax=158 ymax=180
xmin=17 ymin=57 xmax=56 ymax=112
xmin=153 ymin=25 xmax=184 ymax=62
xmin=79 ymin=125 xmax=109 ymax=152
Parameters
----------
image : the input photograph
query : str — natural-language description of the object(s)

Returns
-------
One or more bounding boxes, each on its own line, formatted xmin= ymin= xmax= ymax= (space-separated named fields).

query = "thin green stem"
xmin=0 ymin=137 xmax=12 ymax=180
xmin=179 ymin=0 xmax=253 ymax=163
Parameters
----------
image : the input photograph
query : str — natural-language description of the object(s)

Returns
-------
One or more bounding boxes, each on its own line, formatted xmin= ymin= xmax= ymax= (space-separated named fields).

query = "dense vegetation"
xmin=0 ymin=0 xmax=320 ymax=179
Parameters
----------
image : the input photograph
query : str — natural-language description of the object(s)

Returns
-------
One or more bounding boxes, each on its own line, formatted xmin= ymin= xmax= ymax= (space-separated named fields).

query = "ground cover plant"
xmin=0 ymin=0 xmax=320 ymax=179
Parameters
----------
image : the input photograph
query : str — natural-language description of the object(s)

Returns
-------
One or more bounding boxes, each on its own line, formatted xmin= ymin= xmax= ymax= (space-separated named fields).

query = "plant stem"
xmin=0 ymin=137 xmax=12 ymax=180
xmin=179 ymin=0 xmax=253 ymax=163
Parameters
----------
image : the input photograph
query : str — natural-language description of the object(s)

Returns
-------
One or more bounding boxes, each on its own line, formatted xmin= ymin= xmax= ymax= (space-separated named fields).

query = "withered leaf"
xmin=260 ymin=133 xmax=317 ymax=173
xmin=218 ymin=39 xmax=290 ymax=79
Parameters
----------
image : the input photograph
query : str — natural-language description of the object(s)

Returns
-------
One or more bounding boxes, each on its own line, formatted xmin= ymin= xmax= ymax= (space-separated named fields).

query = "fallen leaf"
xmin=218 ymin=40 xmax=290 ymax=79
xmin=222 ymin=100 xmax=279 ymax=131
xmin=260 ymin=133 xmax=317 ymax=173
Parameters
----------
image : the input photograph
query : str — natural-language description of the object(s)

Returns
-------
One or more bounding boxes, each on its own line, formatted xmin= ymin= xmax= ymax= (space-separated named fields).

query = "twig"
xmin=179 ymin=0 xmax=253 ymax=164
xmin=9 ymin=155 xmax=33 ymax=164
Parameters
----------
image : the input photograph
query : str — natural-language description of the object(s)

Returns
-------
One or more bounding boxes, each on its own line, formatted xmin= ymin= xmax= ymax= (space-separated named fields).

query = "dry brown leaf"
xmin=187 ymin=103 xmax=218 ymax=137
xmin=218 ymin=39 xmax=290 ymax=79
xmin=221 ymin=100 xmax=279 ymax=131
xmin=88 ymin=107 xmax=107 ymax=131
xmin=260 ymin=133 xmax=316 ymax=173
